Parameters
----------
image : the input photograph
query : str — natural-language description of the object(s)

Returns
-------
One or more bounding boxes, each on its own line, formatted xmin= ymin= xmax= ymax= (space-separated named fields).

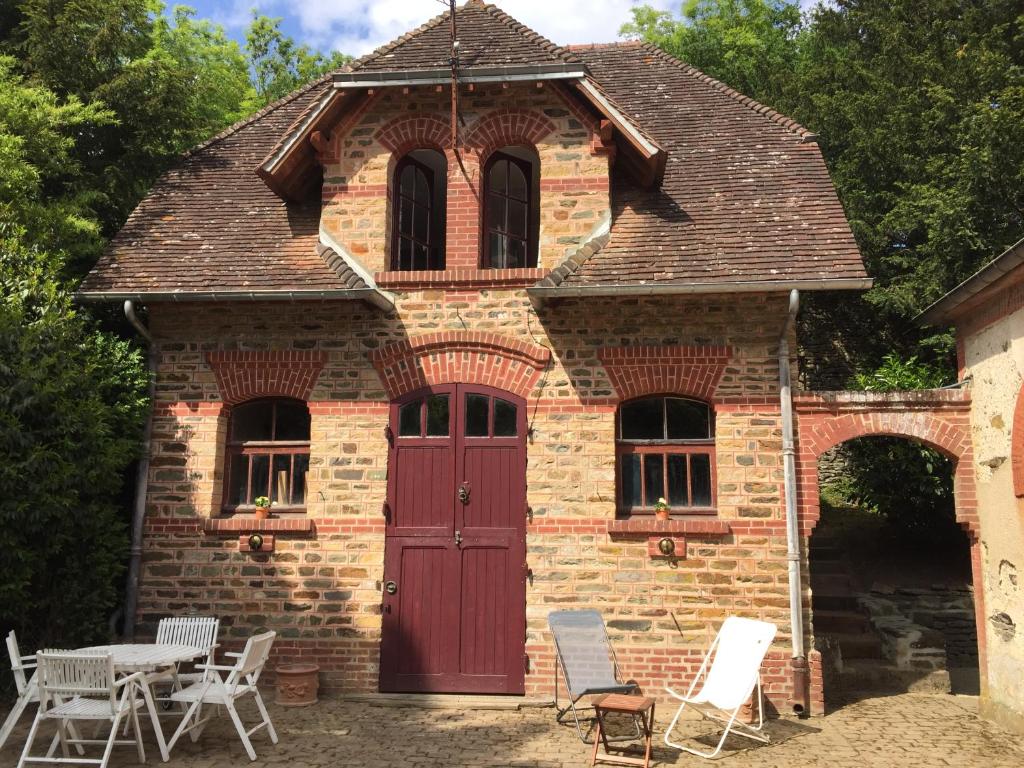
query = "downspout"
xmin=778 ymin=289 xmax=809 ymax=715
xmin=123 ymin=300 xmax=156 ymax=641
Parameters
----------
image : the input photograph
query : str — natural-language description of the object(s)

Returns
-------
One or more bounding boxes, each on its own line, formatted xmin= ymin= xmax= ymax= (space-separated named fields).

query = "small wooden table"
xmin=590 ymin=693 xmax=656 ymax=768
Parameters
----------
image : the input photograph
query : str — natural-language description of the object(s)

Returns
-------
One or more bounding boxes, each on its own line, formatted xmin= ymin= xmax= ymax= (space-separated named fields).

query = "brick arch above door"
xmin=369 ymin=332 xmax=551 ymax=399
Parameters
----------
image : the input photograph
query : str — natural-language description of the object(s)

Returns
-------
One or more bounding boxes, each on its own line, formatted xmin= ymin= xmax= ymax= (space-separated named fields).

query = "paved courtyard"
xmin=2 ymin=692 xmax=1022 ymax=767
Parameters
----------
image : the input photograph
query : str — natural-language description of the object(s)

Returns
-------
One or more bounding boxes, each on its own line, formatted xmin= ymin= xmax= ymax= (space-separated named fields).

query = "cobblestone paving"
xmin=2 ymin=693 xmax=1021 ymax=767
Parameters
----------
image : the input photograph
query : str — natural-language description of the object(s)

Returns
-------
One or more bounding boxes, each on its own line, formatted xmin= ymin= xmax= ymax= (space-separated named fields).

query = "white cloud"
xmin=232 ymin=0 xmax=679 ymax=58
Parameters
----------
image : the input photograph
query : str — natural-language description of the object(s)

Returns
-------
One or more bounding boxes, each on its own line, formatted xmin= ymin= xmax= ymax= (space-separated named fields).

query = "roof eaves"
xmin=917 ymin=237 xmax=1024 ymax=326
xmin=535 ymin=231 xmax=611 ymax=288
xmin=529 ymin=277 xmax=873 ymax=300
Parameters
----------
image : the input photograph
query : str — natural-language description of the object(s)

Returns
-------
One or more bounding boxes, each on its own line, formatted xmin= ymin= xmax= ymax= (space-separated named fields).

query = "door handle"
xmin=458 ymin=483 xmax=470 ymax=504
xmin=384 ymin=580 xmax=398 ymax=595
xmin=454 ymin=530 xmax=462 ymax=547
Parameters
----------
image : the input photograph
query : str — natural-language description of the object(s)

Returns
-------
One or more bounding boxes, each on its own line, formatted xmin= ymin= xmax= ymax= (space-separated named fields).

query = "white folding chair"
xmin=165 ymin=631 xmax=278 ymax=762
xmin=149 ymin=617 xmax=220 ymax=694
xmin=664 ymin=616 xmax=777 ymax=759
xmin=16 ymin=650 xmax=145 ymax=768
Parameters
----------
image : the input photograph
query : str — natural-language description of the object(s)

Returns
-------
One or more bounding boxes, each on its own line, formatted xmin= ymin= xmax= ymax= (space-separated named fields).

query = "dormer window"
xmin=483 ymin=147 xmax=539 ymax=269
xmin=392 ymin=149 xmax=447 ymax=271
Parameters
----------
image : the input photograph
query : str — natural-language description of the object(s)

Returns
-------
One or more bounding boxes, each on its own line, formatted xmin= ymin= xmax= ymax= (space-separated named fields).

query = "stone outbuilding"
xmin=920 ymin=236 xmax=1024 ymax=734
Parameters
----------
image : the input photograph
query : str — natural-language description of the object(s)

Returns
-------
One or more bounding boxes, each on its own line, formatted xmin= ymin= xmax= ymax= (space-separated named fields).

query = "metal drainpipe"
xmin=123 ymin=300 xmax=156 ymax=641
xmin=778 ymin=289 xmax=810 ymax=715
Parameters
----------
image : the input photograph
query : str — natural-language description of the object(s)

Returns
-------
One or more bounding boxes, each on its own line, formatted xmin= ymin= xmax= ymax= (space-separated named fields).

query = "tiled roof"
xmin=349 ymin=0 xmax=577 ymax=73
xmin=77 ymin=77 xmax=349 ymax=298
xmin=541 ymin=42 xmax=866 ymax=288
xmin=81 ymin=3 xmax=866 ymax=299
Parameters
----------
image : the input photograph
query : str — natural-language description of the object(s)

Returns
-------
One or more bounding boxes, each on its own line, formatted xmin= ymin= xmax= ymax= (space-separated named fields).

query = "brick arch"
xmin=463 ymin=108 xmax=556 ymax=158
xmin=369 ymin=332 xmax=552 ymax=399
xmin=375 ymin=115 xmax=452 ymax=154
xmin=597 ymin=345 xmax=733 ymax=403
xmin=206 ymin=351 xmax=327 ymax=405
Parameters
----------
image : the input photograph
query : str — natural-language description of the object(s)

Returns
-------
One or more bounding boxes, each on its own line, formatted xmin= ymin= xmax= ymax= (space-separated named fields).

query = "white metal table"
xmin=80 ymin=643 xmax=204 ymax=762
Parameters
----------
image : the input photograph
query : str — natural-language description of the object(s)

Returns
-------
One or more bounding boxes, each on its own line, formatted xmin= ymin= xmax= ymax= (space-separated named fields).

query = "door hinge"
xmin=524 ymin=653 xmax=530 ymax=674
xmin=382 ymin=501 xmax=391 ymax=522
xmin=384 ymin=424 xmax=394 ymax=444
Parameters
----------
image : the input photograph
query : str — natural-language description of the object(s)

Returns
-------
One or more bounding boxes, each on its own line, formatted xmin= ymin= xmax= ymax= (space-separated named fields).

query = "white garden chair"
xmin=2 ymin=631 xmax=86 ymax=755
xmin=664 ymin=616 xmax=777 ymax=759
xmin=150 ymin=616 xmax=220 ymax=694
xmin=165 ymin=630 xmax=277 ymax=762
xmin=16 ymin=650 xmax=145 ymax=768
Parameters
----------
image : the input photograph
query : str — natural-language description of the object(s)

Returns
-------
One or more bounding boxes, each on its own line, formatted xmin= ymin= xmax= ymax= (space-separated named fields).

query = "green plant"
xmin=254 ymin=496 xmax=271 ymax=509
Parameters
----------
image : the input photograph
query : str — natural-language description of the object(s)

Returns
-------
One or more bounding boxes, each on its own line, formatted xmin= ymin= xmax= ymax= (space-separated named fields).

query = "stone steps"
xmin=827 ymin=631 xmax=885 ymax=659
xmin=838 ymin=660 xmax=951 ymax=694
xmin=813 ymin=609 xmax=873 ymax=635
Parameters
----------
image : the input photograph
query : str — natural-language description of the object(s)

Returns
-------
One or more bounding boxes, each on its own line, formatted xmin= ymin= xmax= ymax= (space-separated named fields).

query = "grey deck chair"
xmin=548 ymin=610 xmax=640 ymax=743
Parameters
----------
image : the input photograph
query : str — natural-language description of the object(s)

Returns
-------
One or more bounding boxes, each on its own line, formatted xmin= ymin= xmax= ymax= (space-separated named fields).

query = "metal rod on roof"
xmin=449 ymin=0 xmax=460 ymax=150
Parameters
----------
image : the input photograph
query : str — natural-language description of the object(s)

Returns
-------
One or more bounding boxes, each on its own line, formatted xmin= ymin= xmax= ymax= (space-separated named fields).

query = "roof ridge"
xmin=567 ymin=41 xmax=642 ymax=51
xmin=181 ymin=72 xmax=335 ymax=160
xmin=477 ymin=2 xmax=580 ymax=64
xmin=636 ymin=42 xmax=818 ymax=142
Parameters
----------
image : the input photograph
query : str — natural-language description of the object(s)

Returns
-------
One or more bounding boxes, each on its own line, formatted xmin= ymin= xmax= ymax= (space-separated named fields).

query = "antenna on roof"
xmin=449 ymin=0 xmax=460 ymax=151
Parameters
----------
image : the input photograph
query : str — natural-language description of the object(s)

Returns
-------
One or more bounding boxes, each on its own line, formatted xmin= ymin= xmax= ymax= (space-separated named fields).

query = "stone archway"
xmin=794 ymin=389 xmax=985 ymax=708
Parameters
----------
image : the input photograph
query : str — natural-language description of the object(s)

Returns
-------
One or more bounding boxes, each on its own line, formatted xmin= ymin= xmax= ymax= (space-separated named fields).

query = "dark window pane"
xmin=620 ymin=399 xmax=664 ymax=440
xmin=643 ymin=454 xmax=664 ymax=508
xmin=621 ymin=454 xmax=641 ymax=508
xmin=426 ymin=395 xmax=449 ymax=436
xmin=229 ymin=454 xmax=249 ymax=506
xmin=465 ymin=394 xmax=489 ymax=436
xmin=508 ymin=162 xmax=528 ymax=199
xmin=668 ymin=454 xmax=688 ymax=507
xmin=231 ymin=401 xmax=274 ymax=442
xmin=399 ymin=198 xmax=413 ymax=236
xmin=414 ymin=167 xmax=429 ymax=202
xmin=271 ymin=454 xmax=291 ymax=505
xmin=399 ymin=400 xmax=422 ymax=437
xmin=400 ymin=165 xmax=414 ymax=196
xmin=293 ymin=453 xmax=309 ymax=506
xmin=487 ymin=193 xmax=505 ymax=230
xmin=251 ymin=454 xmax=270 ymax=501
xmin=506 ymin=238 xmax=526 ymax=268
xmin=691 ymin=454 xmax=712 ymax=507
xmin=488 ymin=232 xmax=505 ymax=268
xmin=413 ymin=202 xmax=428 ymax=242
xmin=494 ymin=398 xmax=517 ymax=436
xmin=275 ymin=401 xmax=310 ymax=441
xmin=508 ymin=200 xmax=527 ymax=237
xmin=667 ymin=398 xmax=711 ymax=440
xmin=398 ymin=237 xmax=412 ymax=271
xmin=488 ymin=158 xmax=507 ymax=192
xmin=413 ymin=243 xmax=428 ymax=270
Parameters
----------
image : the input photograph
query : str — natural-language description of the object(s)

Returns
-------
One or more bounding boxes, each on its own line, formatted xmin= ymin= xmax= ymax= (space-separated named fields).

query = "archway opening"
xmin=810 ymin=435 xmax=979 ymax=709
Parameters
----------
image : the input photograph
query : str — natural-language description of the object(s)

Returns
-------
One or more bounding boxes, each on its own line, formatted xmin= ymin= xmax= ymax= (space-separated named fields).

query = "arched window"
xmin=616 ymin=396 xmax=715 ymax=515
xmin=392 ymin=149 xmax=447 ymax=271
xmin=482 ymin=147 xmax=539 ymax=269
xmin=224 ymin=398 xmax=310 ymax=512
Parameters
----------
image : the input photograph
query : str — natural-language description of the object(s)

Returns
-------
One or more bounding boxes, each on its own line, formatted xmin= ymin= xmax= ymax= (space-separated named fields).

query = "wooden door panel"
xmin=461 ymin=444 xmax=522 ymax=531
xmin=391 ymin=444 xmax=452 ymax=533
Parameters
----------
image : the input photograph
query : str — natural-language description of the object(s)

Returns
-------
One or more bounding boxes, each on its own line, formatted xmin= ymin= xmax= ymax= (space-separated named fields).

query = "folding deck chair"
xmin=664 ymin=616 xmax=777 ymax=759
xmin=548 ymin=610 xmax=641 ymax=743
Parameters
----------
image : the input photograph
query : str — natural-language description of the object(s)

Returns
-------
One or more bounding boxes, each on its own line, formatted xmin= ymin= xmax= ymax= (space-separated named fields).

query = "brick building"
xmin=79 ymin=1 xmax=872 ymax=715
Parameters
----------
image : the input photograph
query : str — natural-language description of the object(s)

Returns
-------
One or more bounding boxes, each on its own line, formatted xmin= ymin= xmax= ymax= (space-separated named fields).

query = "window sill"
xmin=607 ymin=517 xmax=731 ymax=537
xmin=203 ymin=517 xmax=315 ymax=535
xmin=375 ymin=268 xmax=545 ymax=290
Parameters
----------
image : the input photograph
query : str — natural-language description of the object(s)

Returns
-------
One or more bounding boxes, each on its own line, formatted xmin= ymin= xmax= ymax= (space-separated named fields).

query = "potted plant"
xmin=253 ymin=496 xmax=272 ymax=520
xmin=654 ymin=497 xmax=671 ymax=521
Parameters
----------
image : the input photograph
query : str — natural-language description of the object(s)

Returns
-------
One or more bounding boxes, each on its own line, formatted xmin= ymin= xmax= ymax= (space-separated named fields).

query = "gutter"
xmin=528 ymin=277 xmax=873 ymax=302
xmin=122 ymin=300 xmax=155 ymax=641
xmin=778 ymin=289 xmax=809 ymax=715
xmin=77 ymin=287 xmax=395 ymax=311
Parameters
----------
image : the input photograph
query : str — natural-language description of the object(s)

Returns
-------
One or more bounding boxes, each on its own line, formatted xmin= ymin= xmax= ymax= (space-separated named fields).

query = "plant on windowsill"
xmin=654 ymin=497 xmax=671 ymax=521
xmin=253 ymin=496 xmax=272 ymax=520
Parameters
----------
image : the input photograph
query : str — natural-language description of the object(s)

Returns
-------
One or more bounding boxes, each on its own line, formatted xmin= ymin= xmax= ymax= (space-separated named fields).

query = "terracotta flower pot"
xmin=655 ymin=508 xmax=671 ymax=521
xmin=254 ymin=506 xmax=270 ymax=520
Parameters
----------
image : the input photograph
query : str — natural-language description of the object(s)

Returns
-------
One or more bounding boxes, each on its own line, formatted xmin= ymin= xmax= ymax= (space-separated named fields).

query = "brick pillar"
xmin=445 ymin=148 xmax=481 ymax=269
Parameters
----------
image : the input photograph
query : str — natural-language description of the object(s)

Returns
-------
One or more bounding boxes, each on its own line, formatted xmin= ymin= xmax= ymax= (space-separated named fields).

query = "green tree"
xmin=244 ymin=12 xmax=350 ymax=109
xmin=622 ymin=0 xmax=802 ymax=107
xmin=0 ymin=233 xmax=149 ymax=651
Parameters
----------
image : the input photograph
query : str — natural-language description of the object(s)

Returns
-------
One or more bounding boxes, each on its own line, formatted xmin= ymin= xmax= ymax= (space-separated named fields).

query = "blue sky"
xmin=181 ymin=1 xmax=814 ymax=59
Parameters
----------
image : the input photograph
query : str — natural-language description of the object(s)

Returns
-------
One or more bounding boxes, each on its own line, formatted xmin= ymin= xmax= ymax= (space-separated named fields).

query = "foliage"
xmin=622 ymin=0 xmax=802 ymax=109
xmin=0 ymin=233 xmax=149 ymax=652
xmin=850 ymin=353 xmax=950 ymax=390
xmin=244 ymin=12 xmax=351 ymax=110
xmin=626 ymin=0 xmax=1024 ymax=384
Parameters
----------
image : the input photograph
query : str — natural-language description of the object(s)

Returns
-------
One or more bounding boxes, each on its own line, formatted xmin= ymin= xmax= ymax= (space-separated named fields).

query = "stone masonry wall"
xmin=138 ymin=290 xmax=820 ymax=713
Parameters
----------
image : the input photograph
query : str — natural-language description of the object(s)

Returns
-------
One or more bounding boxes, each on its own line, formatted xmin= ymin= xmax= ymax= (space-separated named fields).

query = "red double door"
xmin=380 ymin=384 xmax=527 ymax=694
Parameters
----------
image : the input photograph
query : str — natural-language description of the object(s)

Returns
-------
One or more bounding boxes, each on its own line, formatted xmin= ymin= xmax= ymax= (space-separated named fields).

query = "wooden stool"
xmin=590 ymin=693 xmax=656 ymax=768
